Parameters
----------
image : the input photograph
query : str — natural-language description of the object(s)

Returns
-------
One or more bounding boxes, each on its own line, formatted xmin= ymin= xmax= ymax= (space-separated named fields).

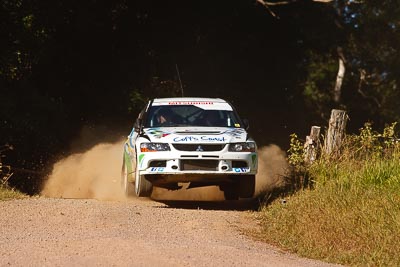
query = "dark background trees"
xmin=1 ymin=0 xmax=399 ymax=193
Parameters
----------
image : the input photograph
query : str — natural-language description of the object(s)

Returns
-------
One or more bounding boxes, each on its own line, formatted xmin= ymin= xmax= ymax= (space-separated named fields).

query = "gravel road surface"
xmin=0 ymin=197 xmax=339 ymax=266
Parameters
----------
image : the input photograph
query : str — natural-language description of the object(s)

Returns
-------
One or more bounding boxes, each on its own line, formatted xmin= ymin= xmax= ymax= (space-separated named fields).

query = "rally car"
xmin=121 ymin=97 xmax=258 ymax=200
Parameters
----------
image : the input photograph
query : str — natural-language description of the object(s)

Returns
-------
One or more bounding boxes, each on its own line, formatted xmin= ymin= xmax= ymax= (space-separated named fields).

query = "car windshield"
xmin=144 ymin=105 xmax=242 ymax=128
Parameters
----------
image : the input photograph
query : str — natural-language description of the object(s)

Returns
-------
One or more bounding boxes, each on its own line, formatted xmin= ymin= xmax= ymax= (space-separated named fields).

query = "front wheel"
xmin=220 ymin=175 xmax=256 ymax=200
xmin=121 ymin=160 xmax=135 ymax=197
xmin=135 ymin=174 xmax=153 ymax=197
xmin=239 ymin=175 xmax=255 ymax=198
xmin=221 ymin=183 xmax=239 ymax=201
xmin=223 ymin=189 xmax=239 ymax=201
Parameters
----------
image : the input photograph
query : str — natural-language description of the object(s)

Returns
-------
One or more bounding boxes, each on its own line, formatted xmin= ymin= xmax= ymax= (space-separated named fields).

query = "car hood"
xmin=143 ymin=127 xmax=249 ymax=144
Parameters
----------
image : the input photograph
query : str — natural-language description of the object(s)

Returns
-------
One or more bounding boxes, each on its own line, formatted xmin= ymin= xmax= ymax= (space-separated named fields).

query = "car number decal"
xmin=233 ymin=167 xmax=250 ymax=173
xmin=150 ymin=167 xmax=165 ymax=172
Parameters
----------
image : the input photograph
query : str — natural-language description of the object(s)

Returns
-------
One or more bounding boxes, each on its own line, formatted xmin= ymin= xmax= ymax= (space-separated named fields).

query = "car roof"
xmin=152 ymin=97 xmax=228 ymax=104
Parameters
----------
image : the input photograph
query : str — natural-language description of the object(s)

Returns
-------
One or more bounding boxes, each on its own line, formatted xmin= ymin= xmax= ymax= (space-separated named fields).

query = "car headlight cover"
xmin=228 ymin=142 xmax=256 ymax=152
xmin=140 ymin=143 xmax=170 ymax=152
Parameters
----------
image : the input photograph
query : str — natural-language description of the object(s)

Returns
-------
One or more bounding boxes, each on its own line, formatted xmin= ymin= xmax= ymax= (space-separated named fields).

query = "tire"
xmin=239 ymin=175 xmax=255 ymax=198
xmin=135 ymin=174 xmax=153 ymax=197
xmin=222 ymin=183 xmax=239 ymax=201
xmin=121 ymin=159 xmax=135 ymax=197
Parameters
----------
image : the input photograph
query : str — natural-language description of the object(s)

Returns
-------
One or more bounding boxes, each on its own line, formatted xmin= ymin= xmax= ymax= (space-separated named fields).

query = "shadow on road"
xmin=153 ymin=198 xmax=260 ymax=211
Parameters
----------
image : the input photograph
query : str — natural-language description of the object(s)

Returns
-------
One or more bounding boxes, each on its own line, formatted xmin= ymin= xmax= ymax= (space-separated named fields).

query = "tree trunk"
xmin=324 ymin=109 xmax=348 ymax=157
xmin=333 ymin=47 xmax=346 ymax=103
xmin=304 ymin=126 xmax=321 ymax=164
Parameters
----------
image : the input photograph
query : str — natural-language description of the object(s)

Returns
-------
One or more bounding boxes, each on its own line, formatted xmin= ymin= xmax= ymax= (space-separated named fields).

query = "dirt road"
xmin=0 ymin=197 xmax=339 ymax=267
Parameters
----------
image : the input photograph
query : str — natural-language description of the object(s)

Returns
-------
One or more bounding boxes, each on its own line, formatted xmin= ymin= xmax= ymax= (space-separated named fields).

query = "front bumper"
xmin=137 ymin=150 xmax=257 ymax=176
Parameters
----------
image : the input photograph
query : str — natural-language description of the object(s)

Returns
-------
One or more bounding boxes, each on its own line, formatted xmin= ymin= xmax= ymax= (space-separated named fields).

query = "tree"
xmin=258 ymin=0 xmax=400 ymax=127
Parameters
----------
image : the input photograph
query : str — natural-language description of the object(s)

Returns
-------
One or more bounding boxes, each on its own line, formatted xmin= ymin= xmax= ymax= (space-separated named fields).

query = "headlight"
xmin=140 ymin=143 xmax=170 ymax=152
xmin=228 ymin=142 xmax=256 ymax=152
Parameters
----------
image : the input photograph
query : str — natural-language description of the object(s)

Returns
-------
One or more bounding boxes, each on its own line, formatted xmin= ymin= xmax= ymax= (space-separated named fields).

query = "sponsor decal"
xmin=150 ymin=167 xmax=165 ymax=172
xmin=201 ymin=136 xmax=226 ymax=142
xmin=129 ymin=136 xmax=135 ymax=148
xmin=173 ymin=136 xmax=226 ymax=142
xmin=168 ymin=101 xmax=214 ymax=105
xmin=152 ymin=101 xmax=233 ymax=111
xmin=233 ymin=167 xmax=250 ymax=173
xmin=252 ymin=154 xmax=257 ymax=167
xmin=139 ymin=154 xmax=145 ymax=168
xmin=173 ymin=136 xmax=199 ymax=142
xmin=147 ymin=128 xmax=171 ymax=139
xmin=125 ymin=143 xmax=135 ymax=157
xmin=223 ymin=128 xmax=245 ymax=137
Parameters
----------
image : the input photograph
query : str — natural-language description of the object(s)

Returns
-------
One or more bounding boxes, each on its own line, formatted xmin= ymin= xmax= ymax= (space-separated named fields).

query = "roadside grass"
xmin=0 ymin=184 xmax=25 ymax=200
xmin=256 ymin=123 xmax=400 ymax=266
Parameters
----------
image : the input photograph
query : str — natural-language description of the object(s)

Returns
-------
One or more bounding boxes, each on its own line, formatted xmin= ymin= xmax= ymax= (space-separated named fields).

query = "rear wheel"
xmin=135 ymin=173 xmax=153 ymax=197
xmin=121 ymin=159 xmax=135 ymax=197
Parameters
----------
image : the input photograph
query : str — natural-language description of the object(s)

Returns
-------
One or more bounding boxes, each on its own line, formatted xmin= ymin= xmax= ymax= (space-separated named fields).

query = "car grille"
xmin=232 ymin=161 xmax=248 ymax=168
xmin=149 ymin=160 xmax=167 ymax=167
xmin=172 ymin=144 xmax=225 ymax=152
xmin=181 ymin=160 xmax=219 ymax=171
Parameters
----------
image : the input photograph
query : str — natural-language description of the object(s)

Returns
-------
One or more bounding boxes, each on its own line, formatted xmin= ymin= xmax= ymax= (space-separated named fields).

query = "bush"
xmin=0 ymin=184 xmax=25 ymax=200
xmin=257 ymin=123 xmax=400 ymax=266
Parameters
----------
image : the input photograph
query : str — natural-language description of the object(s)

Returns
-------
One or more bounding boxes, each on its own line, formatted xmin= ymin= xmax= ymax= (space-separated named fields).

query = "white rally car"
xmin=121 ymin=97 xmax=258 ymax=200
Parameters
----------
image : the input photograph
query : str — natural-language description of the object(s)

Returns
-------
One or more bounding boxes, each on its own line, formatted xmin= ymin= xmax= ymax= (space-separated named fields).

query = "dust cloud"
xmin=41 ymin=140 xmax=288 ymax=201
xmin=255 ymin=145 xmax=289 ymax=196
xmin=41 ymin=141 xmax=126 ymax=200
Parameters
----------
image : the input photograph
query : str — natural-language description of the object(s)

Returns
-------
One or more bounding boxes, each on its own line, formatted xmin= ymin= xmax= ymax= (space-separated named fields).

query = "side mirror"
xmin=242 ymin=118 xmax=249 ymax=130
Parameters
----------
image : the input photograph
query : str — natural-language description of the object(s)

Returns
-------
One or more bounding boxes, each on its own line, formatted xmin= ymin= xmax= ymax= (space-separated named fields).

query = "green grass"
xmin=0 ymin=184 xmax=25 ymax=200
xmin=256 ymin=124 xmax=400 ymax=266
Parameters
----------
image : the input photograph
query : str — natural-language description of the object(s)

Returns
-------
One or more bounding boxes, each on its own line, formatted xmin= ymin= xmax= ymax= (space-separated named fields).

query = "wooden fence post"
xmin=304 ymin=126 xmax=321 ymax=164
xmin=324 ymin=109 xmax=348 ymax=157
